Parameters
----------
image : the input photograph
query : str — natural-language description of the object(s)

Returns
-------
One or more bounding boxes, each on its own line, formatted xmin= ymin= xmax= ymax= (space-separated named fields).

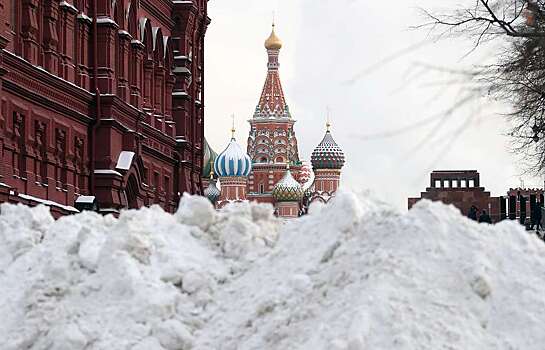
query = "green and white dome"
xmin=272 ymin=168 xmax=304 ymax=202
xmin=311 ymin=130 xmax=345 ymax=170
xmin=202 ymin=138 xmax=218 ymax=179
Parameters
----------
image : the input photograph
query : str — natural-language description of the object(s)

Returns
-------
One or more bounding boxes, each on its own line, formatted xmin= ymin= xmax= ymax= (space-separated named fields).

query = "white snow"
xmin=75 ymin=195 xmax=96 ymax=204
xmin=116 ymin=151 xmax=136 ymax=171
xmin=94 ymin=169 xmax=123 ymax=177
xmin=18 ymin=193 xmax=79 ymax=213
xmin=1 ymin=191 xmax=545 ymax=349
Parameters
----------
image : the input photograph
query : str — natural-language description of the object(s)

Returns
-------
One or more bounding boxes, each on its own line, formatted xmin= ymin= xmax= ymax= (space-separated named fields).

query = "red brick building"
xmin=246 ymin=24 xmax=303 ymax=205
xmin=408 ymin=170 xmax=503 ymax=222
xmin=0 ymin=0 xmax=209 ymax=215
xmin=506 ymin=188 xmax=544 ymax=223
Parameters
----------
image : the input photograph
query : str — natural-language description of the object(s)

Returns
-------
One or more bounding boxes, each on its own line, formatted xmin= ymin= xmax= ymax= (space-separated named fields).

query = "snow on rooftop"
xmin=17 ymin=193 xmax=79 ymax=213
xmin=94 ymin=169 xmax=123 ymax=177
xmin=1 ymin=191 xmax=545 ymax=349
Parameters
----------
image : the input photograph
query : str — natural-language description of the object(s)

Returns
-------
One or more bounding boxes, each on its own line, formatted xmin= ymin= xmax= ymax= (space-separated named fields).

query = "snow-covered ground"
xmin=1 ymin=191 xmax=545 ymax=350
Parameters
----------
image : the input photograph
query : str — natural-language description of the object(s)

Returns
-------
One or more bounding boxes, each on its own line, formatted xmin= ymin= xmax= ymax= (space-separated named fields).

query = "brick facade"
xmin=408 ymin=170 xmax=502 ymax=222
xmin=0 ymin=0 xmax=209 ymax=214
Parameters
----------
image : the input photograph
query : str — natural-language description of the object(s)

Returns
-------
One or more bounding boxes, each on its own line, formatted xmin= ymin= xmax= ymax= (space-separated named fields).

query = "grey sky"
xmin=204 ymin=0 xmax=543 ymax=210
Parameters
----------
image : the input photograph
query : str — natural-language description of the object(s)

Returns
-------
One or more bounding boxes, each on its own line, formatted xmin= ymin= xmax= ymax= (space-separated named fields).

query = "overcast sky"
xmin=204 ymin=0 xmax=543 ymax=210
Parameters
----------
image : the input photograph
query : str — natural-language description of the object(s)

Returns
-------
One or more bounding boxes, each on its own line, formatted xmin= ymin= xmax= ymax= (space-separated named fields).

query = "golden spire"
xmin=264 ymin=21 xmax=282 ymax=50
xmin=209 ymin=158 xmax=215 ymax=180
xmin=231 ymin=114 xmax=236 ymax=139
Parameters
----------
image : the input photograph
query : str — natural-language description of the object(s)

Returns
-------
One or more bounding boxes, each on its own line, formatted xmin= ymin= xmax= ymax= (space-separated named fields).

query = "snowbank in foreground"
xmin=1 ymin=191 xmax=545 ymax=350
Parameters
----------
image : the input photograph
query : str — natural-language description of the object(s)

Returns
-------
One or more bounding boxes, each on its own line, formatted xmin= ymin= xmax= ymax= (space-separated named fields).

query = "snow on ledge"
xmin=94 ymin=169 xmax=123 ymax=177
xmin=75 ymin=195 xmax=96 ymax=204
xmin=18 ymin=193 xmax=79 ymax=213
xmin=116 ymin=151 xmax=135 ymax=171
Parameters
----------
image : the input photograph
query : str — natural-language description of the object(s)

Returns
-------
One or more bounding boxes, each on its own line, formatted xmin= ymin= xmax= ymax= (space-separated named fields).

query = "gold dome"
xmin=264 ymin=24 xmax=282 ymax=50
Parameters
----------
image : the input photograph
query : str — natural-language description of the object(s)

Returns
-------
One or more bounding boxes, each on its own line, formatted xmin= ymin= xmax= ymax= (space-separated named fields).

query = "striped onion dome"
xmin=214 ymin=137 xmax=252 ymax=177
xmin=202 ymin=138 xmax=218 ymax=178
xmin=204 ymin=179 xmax=221 ymax=204
xmin=311 ymin=130 xmax=345 ymax=170
xmin=272 ymin=168 xmax=304 ymax=202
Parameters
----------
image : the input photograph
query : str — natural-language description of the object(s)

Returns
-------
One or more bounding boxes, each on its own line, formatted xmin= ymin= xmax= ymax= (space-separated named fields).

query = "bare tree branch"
xmin=421 ymin=0 xmax=545 ymax=175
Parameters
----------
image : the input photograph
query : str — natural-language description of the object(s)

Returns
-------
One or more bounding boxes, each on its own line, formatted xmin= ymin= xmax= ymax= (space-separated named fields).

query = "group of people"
xmin=467 ymin=205 xmax=492 ymax=224
xmin=467 ymin=202 xmax=544 ymax=232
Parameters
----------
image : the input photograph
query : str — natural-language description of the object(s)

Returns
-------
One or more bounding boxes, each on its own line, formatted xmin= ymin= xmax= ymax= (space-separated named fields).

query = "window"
xmin=460 ymin=179 xmax=467 ymax=188
xmin=468 ymin=179 xmax=475 ymax=188
xmin=434 ymin=180 xmax=441 ymax=188
xmin=452 ymin=180 xmax=458 ymax=188
xmin=443 ymin=180 xmax=450 ymax=188
xmin=154 ymin=171 xmax=160 ymax=190
xmin=10 ymin=0 xmax=16 ymax=31
xmin=259 ymin=183 xmax=265 ymax=194
xmin=164 ymin=176 xmax=170 ymax=198
xmin=143 ymin=167 xmax=149 ymax=185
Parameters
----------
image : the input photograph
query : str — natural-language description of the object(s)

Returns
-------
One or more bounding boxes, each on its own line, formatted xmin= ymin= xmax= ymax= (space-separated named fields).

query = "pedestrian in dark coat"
xmin=534 ymin=202 xmax=543 ymax=231
xmin=468 ymin=205 xmax=478 ymax=221
xmin=478 ymin=210 xmax=492 ymax=224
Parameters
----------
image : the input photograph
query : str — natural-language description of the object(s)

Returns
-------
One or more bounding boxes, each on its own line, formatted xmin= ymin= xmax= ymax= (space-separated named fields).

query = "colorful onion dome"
xmin=202 ymin=138 xmax=218 ymax=178
xmin=214 ymin=137 xmax=252 ymax=177
xmin=204 ymin=179 xmax=220 ymax=204
xmin=272 ymin=168 xmax=304 ymax=202
xmin=311 ymin=129 xmax=345 ymax=170
xmin=264 ymin=24 xmax=282 ymax=50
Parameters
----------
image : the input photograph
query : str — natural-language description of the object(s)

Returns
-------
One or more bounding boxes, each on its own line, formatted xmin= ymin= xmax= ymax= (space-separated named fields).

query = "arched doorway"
xmin=126 ymin=174 xmax=139 ymax=209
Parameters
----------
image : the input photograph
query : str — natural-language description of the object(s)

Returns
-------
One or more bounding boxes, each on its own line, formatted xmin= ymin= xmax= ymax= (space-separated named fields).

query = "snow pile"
xmin=2 ymin=191 xmax=545 ymax=349
xmin=0 ymin=195 xmax=278 ymax=350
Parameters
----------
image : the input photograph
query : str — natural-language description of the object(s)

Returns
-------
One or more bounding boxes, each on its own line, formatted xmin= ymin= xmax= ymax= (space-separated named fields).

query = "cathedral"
xmin=203 ymin=24 xmax=346 ymax=218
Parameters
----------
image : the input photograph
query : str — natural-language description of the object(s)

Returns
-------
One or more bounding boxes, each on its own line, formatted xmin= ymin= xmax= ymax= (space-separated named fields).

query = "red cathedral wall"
xmin=0 ymin=0 xmax=209 ymax=214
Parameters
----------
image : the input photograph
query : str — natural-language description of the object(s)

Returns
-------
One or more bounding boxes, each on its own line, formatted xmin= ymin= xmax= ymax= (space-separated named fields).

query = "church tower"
xmin=308 ymin=121 xmax=345 ymax=204
xmin=247 ymin=24 xmax=303 ymax=204
xmin=215 ymin=124 xmax=252 ymax=208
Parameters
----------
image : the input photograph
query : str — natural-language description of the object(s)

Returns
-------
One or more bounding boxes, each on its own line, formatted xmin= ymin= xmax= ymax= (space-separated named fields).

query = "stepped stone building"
xmin=408 ymin=170 xmax=502 ymax=221
xmin=0 ymin=0 xmax=209 ymax=216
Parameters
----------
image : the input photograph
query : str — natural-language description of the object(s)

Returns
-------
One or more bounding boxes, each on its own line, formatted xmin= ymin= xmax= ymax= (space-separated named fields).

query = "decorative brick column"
xmin=218 ymin=176 xmax=248 ymax=202
xmin=275 ymin=201 xmax=299 ymax=218
xmin=313 ymin=169 xmax=341 ymax=193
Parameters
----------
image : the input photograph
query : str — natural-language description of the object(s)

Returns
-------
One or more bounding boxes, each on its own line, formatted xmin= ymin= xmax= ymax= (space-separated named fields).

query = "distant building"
xmin=408 ymin=170 xmax=503 ymax=222
xmin=506 ymin=188 xmax=544 ymax=223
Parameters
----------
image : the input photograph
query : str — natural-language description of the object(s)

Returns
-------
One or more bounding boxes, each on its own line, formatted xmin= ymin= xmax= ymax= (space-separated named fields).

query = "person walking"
xmin=478 ymin=210 xmax=492 ymax=224
xmin=468 ymin=205 xmax=478 ymax=221
xmin=534 ymin=202 xmax=543 ymax=232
